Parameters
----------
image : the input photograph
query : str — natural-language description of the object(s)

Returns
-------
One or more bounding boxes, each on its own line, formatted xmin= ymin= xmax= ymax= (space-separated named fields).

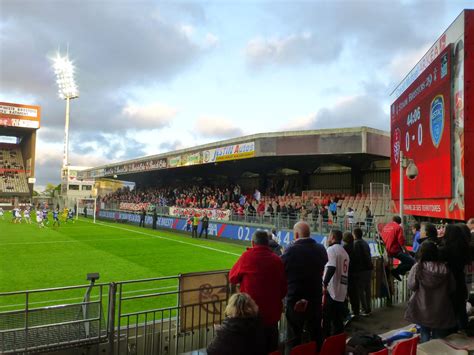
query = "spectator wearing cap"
xmin=282 ymin=221 xmax=328 ymax=349
xmin=229 ymin=231 xmax=287 ymax=353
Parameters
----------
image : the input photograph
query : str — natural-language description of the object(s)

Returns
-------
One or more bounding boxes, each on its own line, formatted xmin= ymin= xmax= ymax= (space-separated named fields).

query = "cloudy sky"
xmin=0 ymin=0 xmax=472 ymax=189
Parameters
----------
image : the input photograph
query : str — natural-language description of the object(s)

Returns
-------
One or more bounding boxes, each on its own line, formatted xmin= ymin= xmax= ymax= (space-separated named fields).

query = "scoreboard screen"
xmin=390 ymin=45 xmax=452 ymax=201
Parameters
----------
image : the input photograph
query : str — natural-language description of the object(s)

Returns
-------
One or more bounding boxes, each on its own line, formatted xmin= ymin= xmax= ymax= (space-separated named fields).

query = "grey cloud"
xmin=1 ymin=0 xmax=207 ymax=134
xmin=34 ymin=156 xmax=62 ymax=188
xmin=72 ymin=132 xmax=147 ymax=161
xmin=246 ymin=33 xmax=342 ymax=69
xmin=159 ymin=140 xmax=182 ymax=152
xmin=194 ymin=116 xmax=244 ymax=139
xmin=287 ymin=95 xmax=388 ymax=132
xmin=250 ymin=0 xmax=452 ymax=70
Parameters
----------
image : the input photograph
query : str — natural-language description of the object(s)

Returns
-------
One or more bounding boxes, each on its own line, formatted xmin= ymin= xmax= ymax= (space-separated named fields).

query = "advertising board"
xmin=168 ymin=156 xmax=181 ymax=168
xmin=0 ymin=102 xmax=41 ymax=129
xmin=83 ymin=158 xmax=167 ymax=178
xmin=391 ymin=45 xmax=452 ymax=202
xmin=98 ymin=210 xmax=382 ymax=257
xmin=202 ymin=142 xmax=255 ymax=163
xmin=179 ymin=271 xmax=228 ymax=331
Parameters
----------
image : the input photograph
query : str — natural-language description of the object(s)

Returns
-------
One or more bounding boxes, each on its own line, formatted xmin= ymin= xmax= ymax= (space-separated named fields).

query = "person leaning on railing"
xmin=380 ymin=216 xmax=415 ymax=281
xmin=207 ymin=293 xmax=266 ymax=355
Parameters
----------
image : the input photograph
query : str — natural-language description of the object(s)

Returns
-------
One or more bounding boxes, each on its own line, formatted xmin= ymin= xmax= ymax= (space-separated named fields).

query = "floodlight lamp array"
xmin=53 ymin=55 xmax=79 ymax=100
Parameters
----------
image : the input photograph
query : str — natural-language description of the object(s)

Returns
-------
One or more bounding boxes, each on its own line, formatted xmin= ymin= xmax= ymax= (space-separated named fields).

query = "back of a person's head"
xmin=225 ymin=293 xmax=258 ymax=318
xmin=331 ymin=229 xmax=343 ymax=244
xmin=293 ymin=221 xmax=310 ymax=239
xmin=421 ymin=222 xmax=438 ymax=239
xmin=413 ymin=222 xmax=420 ymax=231
xmin=418 ymin=241 xmax=438 ymax=263
xmin=343 ymin=231 xmax=353 ymax=244
xmin=252 ymin=230 xmax=269 ymax=246
xmin=392 ymin=216 xmax=402 ymax=224
xmin=353 ymin=228 xmax=363 ymax=240
xmin=456 ymin=223 xmax=472 ymax=244
xmin=443 ymin=224 xmax=460 ymax=245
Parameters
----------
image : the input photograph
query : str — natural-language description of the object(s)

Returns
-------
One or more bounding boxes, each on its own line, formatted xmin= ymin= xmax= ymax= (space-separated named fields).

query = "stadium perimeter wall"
xmin=97 ymin=210 xmax=383 ymax=257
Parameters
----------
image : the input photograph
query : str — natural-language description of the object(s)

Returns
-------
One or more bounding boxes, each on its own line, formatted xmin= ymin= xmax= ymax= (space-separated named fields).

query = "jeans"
xmin=393 ymin=252 xmax=415 ymax=277
xmin=347 ymin=274 xmax=359 ymax=315
xmin=199 ymin=226 xmax=208 ymax=238
xmin=286 ymin=299 xmax=323 ymax=350
xmin=323 ymin=294 xmax=346 ymax=338
xmin=419 ymin=326 xmax=452 ymax=343
xmin=355 ymin=270 xmax=372 ymax=313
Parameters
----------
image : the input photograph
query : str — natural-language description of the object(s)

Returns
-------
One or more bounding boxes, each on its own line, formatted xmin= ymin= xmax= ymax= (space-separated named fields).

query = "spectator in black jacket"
xmin=352 ymin=227 xmax=374 ymax=316
xmin=199 ymin=215 xmax=209 ymax=238
xmin=439 ymin=224 xmax=470 ymax=331
xmin=281 ymin=221 xmax=328 ymax=350
xmin=419 ymin=222 xmax=439 ymax=247
xmin=207 ymin=293 xmax=265 ymax=355
xmin=343 ymin=231 xmax=358 ymax=317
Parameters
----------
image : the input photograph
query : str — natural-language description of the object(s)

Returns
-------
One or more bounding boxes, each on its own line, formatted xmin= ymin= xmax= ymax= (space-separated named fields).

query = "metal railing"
xmin=0 ymin=262 xmax=410 ymax=354
xmin=0 ymin=282 xmax=108 ymax=354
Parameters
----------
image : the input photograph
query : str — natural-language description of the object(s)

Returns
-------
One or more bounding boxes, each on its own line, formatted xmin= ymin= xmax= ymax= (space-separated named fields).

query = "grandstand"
xmin=81 ymin=127 xmax=390 ymax=194
xmin=80 ymin=127 xmax=391 ymax=227
xmin=0 ymin=102 xmax=40 ymax=206
xmin=0 ymin=145 xmax=30 ymax=194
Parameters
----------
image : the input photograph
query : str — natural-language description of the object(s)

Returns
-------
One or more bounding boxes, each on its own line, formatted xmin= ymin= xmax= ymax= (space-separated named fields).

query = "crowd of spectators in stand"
xmin=99 ymin=184 xmax=354 ymax=221
xmin=205 ymin=218 xmax=474 ymax=354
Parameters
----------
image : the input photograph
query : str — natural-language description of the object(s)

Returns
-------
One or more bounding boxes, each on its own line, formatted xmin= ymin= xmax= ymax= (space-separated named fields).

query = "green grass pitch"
xmin=0 ymin=215 xmax=246 ymax=315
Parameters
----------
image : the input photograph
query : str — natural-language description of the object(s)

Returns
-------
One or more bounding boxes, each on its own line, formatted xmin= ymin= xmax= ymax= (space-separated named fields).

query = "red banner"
xmin=119 ymin=202 xmax=150 ymax=211
xmin=391 ymin=45 xmax=452 ymax=202
xmin=169 ymin=206 xmax=231 ymax=221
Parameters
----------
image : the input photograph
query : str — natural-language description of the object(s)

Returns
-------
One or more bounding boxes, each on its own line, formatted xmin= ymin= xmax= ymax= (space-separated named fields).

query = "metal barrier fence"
xmin=0 ymin=283 xmax=108 ymax=354
xmin=101 ymin=206 xmax=382 ymax=237
xmin=0 ymin=264 xmax=409 ymax=354
xmin=111 ymin=271 xmax=229 ymax=355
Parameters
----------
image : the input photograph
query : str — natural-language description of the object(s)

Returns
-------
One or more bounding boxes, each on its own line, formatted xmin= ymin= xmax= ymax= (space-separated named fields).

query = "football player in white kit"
xmin=23 ymin=208 xmax=31 ymax=224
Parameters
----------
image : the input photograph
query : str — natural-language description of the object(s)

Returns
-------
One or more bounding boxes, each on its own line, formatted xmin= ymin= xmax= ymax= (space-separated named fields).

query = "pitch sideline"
xmin=82 ymin=219 xmax=242 ymax=257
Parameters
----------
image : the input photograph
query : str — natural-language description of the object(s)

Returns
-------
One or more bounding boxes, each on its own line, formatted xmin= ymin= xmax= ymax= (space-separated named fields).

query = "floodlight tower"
xmin=53 ymin=53 xmax=79 ymax=168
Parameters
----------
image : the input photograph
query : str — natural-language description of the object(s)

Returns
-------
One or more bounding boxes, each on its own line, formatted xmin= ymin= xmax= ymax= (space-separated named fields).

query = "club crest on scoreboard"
xmin=430 ymin=95 xmax=445 ymax=148
xmin=393 ymin=128 xmax=401 ymax=164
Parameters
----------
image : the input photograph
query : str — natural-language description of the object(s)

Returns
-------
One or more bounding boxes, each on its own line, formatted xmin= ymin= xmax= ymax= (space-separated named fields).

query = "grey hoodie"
xmin=404 ymin=261 xmax=457 ymax=329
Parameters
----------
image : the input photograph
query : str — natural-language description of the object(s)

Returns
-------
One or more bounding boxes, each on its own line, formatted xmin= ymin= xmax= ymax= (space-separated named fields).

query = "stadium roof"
xmin=78 ymin=126 xmax=390 ymax=180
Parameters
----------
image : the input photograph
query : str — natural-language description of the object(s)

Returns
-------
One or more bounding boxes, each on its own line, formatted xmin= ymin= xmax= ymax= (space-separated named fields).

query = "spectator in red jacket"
xmin=229 ymin=230 xmax=287 ymax=353
xmin=381 ymin=216 xmax=414 ymax=281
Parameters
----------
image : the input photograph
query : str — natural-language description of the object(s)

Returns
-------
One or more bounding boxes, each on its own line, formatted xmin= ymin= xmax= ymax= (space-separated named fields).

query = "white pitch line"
xmin=1 ymin=237 xmax=149 ymax=246
xmin=83 ymin=220 xmax=242 ymax=257
xmin=0 ymin=285 xmax=178 ymax=309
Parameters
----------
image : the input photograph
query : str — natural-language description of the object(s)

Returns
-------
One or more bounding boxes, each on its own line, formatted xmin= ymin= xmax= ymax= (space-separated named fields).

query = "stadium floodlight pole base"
xmin=76 ymin=198 xmax=97 ymax=224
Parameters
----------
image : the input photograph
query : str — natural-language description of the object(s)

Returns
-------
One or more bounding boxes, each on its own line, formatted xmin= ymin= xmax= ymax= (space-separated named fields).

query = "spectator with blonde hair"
xmin=207 ymin=293 xmax=265 ymax=355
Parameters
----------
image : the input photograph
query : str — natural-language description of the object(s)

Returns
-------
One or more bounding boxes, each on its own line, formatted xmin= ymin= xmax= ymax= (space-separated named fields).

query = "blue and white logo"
xmin=430 ymin=95 xmax=445 ymax=148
